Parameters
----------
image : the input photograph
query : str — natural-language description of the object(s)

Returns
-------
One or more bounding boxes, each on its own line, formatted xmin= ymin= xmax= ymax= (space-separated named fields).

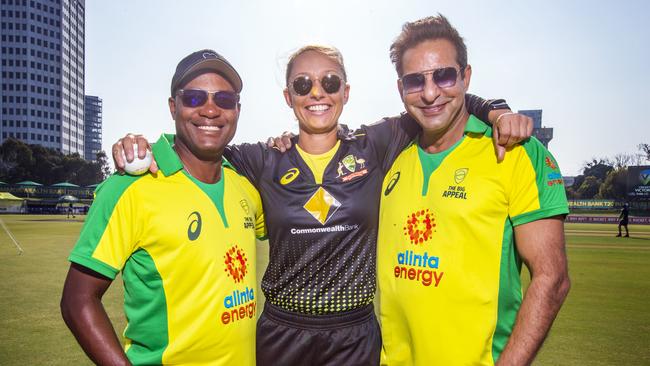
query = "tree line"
xmin=566 ymin=143 xmax=650 ymax=200
xmin=0 ymin=138 xmax=111 ymax=186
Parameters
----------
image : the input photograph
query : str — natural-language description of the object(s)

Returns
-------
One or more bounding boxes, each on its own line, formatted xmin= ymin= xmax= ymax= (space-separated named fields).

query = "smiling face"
xmin=168 ymin=72 xmax=239 ymax=162
xmin=283 ymin=50 xmax=349 ymax=135
xmin=399 ymin=39 xmax=471 ymax=138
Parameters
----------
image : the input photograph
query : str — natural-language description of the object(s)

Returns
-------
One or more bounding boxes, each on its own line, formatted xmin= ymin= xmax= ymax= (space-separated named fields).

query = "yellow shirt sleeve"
xmin=508 ymin=139 xmax=569 ymax=226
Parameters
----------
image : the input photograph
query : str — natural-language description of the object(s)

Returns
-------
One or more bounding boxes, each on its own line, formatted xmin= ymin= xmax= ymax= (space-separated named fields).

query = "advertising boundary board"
xmin=566 ymin=215 xmax=650 ymax=225
xmin=627 ymin=166 xmax=650 ymax=200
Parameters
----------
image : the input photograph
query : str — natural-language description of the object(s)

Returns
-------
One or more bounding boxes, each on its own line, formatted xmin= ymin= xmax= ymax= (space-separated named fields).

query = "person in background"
xmin=66 ymin=202 xmax=75 ymax=219
xmin=617 ymin=202 xmax=630 ymax=237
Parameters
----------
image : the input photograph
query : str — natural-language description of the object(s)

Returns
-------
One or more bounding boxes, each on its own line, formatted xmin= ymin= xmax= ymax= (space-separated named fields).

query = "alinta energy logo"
xmin=393 ymin=250 xmax=444 ymax=287
xmin=544 ymin=156 xmax=564 ymax=187
xmin=394 ymin=209 xmax=443 ymax=287
xmin=222 ymin=245 xmax=256 ymax=325
xmin=187 ymin=211 xmax=202 ymax=241
xmin=303 ymin=187 xmax=341 ymax=225
xmin=545 ymin=156 xmax=558 ymax=170
xmin=224 ymin=245 xmax=248 ymax=283
xmin=403 ymin=209 xmax=436 ymax=245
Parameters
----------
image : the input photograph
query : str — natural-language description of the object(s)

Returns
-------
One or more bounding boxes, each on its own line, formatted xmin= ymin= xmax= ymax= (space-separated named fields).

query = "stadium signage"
xmin=566 ymin=216 xmax=650 ymax=224
xmin=568 ymin=200 xmax=615 ymax=209
xmin=627 ymin=166 xmax=650 ymax=200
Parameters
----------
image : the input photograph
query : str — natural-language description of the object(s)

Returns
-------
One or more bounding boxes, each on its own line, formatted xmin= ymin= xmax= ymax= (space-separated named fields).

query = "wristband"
xmin=488 ymin=99 xmax=510 ymax=111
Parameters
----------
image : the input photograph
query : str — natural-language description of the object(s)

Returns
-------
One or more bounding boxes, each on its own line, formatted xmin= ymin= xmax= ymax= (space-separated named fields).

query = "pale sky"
xmin=85 ymin=0 xmax=649 ymax=176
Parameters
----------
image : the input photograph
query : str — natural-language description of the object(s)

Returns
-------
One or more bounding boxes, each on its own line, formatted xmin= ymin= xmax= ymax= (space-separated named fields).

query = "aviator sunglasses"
xmin=290 ymin=73 xmax=343 ymax=96
xmin=177 ymin=89 xmax=240 ymax=110
xmin=400 ymin=67 xmax=462 ymax=94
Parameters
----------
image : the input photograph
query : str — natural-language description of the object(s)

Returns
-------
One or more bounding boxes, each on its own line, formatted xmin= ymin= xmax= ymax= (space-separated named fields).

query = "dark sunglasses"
xmin=400 ymin=67 xmax=462 ymax=94
xmin=290 ymin=74 xmax=343 ymax=96
xmin=177 ymin=89 xmax=240 ymax=110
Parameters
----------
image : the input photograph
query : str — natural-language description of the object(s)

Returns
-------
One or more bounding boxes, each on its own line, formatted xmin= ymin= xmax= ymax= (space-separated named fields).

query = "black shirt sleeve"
xmin=223 ymin=143 xmax=267 ymax=186
xmin=345 ymin=115 xmax=419 ymax=173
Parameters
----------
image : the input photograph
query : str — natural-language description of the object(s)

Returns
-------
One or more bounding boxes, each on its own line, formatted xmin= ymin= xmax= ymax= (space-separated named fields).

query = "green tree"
xmin=95 ymin=151 xmax=112 ymax=181
xmin=577 ymin=176 xmax=601 ymax=199
xmin=0 ymin=138 xmax=35 ymax=182
xmin=639 ymin=143 xmax=650 ymax=161
xmin=582 ymin=159 xmax=613 ymax=181
xmin=75 ymin=152 xmax=111 ymax=186
xmin=0 ymin=138 xmax=110 ymax=185
xmin=597 ymin=168 xmax=628 ymax=200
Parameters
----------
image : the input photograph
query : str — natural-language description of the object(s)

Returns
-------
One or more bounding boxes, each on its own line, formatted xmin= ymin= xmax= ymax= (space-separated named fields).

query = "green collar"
xmin=464 ymin=114 xmax=492 ymax=137
xmin=407 ymin=114 xmax=492 ymax=150
xmin=152 ymin=133 xmax=233 ymax=177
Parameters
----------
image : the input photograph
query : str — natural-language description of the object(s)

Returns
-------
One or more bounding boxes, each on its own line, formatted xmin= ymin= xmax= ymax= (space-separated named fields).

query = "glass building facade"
xmin=83 ymin=95 xmax=101 ymax=161
xmin=518 ymin=109 xmax=554 ymax=148
xmin=1 ymin=0 xmax=85 ymax=155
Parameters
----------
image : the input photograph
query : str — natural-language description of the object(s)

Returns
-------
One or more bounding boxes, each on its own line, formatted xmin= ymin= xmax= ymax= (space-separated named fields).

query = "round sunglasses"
xmin=400 ymin=67 xmax=462 ymax=94
xmin=290 ymin=73 xmax=343 ymax=96
xmin=177 ymin=89 xmax=240 ymax=110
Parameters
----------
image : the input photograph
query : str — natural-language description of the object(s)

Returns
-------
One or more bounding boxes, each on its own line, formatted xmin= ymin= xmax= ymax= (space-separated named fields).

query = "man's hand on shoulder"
xmin=489 ymin=111 xmax=534 ymax=162
xmin=266 ymin=131 xmax=295 ymax=152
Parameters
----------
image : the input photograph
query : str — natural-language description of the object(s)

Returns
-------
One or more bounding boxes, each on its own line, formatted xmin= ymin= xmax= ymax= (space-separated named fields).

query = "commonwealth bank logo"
xmin=303 ymin=187 xmax=341 ymax=225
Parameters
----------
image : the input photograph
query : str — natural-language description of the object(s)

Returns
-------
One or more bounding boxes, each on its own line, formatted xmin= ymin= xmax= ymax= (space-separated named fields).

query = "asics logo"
xmin=187 ymin=211 xmax=202 ymax=241
xmin=280 ymin=168 xmax=300 ymax=185
xmin=384 ymin=172 xmax=400 ymax=196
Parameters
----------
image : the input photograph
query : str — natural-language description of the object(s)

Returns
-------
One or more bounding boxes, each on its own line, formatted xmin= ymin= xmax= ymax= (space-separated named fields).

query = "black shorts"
xmin=256 ymin=303 xmax=381 ymax=366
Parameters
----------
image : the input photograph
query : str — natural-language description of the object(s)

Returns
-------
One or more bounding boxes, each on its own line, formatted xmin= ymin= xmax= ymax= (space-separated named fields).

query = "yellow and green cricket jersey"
xmin=377 ymin=116 xmax=568 ymax=366
xmin=69 ymin=134 xmax=266 ymax=366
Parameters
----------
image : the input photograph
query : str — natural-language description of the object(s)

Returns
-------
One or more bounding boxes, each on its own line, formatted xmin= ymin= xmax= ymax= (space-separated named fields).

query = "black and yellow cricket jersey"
xmin=69 ymin=134 xmax=266 ymax=366
xmin=377 ymin=116 xmax=569 ymax=365
xmin=225 ymin=117 xmax=417 ymax=314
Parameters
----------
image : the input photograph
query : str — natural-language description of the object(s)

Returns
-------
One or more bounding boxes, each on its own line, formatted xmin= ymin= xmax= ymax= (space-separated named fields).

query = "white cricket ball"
xmin=122 ymin=143 xmax=153 ymax=175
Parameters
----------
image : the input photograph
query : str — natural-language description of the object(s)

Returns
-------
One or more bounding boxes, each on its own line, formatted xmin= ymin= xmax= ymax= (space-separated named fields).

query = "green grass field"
xmin=0 ymin=215 xmax=648 ymax=365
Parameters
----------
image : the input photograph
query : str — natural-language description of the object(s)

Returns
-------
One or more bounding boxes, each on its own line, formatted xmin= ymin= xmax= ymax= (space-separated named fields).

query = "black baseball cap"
xmin=170 ymin=49 xmax=243 ymax=96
